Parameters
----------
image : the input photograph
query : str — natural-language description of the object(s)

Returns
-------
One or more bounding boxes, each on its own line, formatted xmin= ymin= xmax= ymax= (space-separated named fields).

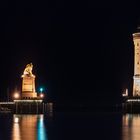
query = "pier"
xmin=122 ymin=97 xmax=140 ymax=113
xmin=0 ymin=63 xmax=53 ymax=114
xmin=0 ymin=101 xmax=53 ymax=114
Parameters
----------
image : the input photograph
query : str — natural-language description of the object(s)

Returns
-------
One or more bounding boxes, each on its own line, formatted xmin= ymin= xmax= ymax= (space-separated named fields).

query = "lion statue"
xmin=23 ymin=63 xmax=33 ymax=75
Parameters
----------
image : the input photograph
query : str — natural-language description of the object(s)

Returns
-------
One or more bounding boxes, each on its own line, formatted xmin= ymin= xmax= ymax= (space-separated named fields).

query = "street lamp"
xmin=39 ymin=87 xmax=43 ymax=93
xmin=40 ymin=93 xmax=44 ymax=98
xmin=14 ymin=92 xmax=20 ymax=99
xmin=39 ymin=87 xmax=46 ymax=99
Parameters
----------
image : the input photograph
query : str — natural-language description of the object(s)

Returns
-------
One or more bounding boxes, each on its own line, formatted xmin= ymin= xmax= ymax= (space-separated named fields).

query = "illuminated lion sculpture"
xmin=23 ymin=63 xmax=33 ymax=75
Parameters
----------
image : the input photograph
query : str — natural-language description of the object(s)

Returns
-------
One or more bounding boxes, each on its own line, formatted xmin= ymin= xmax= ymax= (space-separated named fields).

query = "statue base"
xmin=21 ymin=74 xmax=37 ymax=99
xmin=22 ymin=91 xmax=37 ymax=99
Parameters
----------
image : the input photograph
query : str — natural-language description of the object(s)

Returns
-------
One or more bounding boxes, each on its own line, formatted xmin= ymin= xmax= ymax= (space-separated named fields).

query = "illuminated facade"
xmin=21 ymin=63 xmax=37 ymax=99
xmin=133 ymin=32 xmax=140 ymax=96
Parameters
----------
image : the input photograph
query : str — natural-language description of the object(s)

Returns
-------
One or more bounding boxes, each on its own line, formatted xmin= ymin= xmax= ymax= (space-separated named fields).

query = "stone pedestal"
xmin=21 ymin=74 xmax=37 ymax=99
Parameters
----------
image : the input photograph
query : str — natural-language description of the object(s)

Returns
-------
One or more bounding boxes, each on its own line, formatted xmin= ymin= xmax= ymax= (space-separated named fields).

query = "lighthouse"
xmin=133 ymin=30 xmax=140 ymax=96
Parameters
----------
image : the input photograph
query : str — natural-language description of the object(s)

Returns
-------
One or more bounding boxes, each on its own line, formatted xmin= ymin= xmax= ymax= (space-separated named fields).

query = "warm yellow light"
xmin=14 ymin=117 xmax=19 ymax=123
xmin=14 ymin=93 xmax=19 ymax=99
xmin=40 ymin=94 xmax=44 ymax=98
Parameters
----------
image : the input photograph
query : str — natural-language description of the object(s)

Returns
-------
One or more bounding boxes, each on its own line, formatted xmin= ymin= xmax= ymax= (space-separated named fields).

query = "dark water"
xmin=0 ymin=112 xmax=139 ymax=140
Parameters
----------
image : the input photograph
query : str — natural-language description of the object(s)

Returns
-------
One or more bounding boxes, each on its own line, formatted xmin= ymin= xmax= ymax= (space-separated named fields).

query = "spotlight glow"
xmin=40 ymin=94 xmax=44 ymax=98
xmin=14 ymin=93 xmax=19 ymax=99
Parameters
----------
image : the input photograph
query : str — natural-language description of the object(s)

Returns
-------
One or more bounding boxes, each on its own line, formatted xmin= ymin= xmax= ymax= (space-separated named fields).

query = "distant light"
xmin=122 ymin=89 xmax=128 ymax=97
xmin=40 ymin=88 xmax=43 ymax=92
xmin=127 ymin=99 xmax=140 ymax=102
xmin=40 ymin=94 xmax=44 ymax=98
xmin=14 ymin=93 xmax=19 ymax=99
xmin=122 ymin=94 xmax=128 ymax=97
xmin=14 ymin=100 xmax=43 ymax=103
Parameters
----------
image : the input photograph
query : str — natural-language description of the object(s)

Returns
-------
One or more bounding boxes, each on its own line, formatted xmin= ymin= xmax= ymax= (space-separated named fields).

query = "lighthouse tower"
xmin=133 ymin=30 xmax=140 ymax=96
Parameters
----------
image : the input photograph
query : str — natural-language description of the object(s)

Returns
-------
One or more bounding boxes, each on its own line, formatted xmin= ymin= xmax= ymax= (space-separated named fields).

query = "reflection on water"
xmin=122 ymin=114 xmax=140 ymax=140
xmin=12 ymin=115 xmax=48 ymax=140
xmin=13 ymin=116 xmax=21 ymax=140
xmin=37 ymin=115 xmax=47 ymax=140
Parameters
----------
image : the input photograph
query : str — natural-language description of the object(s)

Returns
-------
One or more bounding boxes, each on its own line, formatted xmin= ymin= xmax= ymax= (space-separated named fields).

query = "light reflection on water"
xmin=12 ymin=115 xmax=48 ymax=140
xmin=37 ymin=115 xmax=47 ymax=140
xmin=122 ymin=114 xmax=140 ymax=140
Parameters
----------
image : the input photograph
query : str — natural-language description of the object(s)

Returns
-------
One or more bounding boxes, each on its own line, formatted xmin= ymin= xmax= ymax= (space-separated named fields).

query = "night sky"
xmin=0 ymin=1 xmax=139 ymax=108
